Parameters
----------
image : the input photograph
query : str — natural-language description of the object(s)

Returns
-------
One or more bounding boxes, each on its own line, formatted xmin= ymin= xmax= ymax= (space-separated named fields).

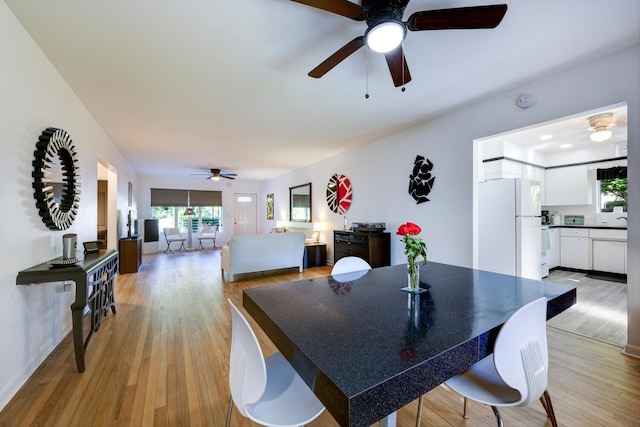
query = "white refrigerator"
xmin=478 ymin=178 xmax=542 ymax=280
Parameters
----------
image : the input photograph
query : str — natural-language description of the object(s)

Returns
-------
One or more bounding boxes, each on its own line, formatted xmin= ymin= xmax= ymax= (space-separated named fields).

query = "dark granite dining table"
xmin=243 ymin=261 xmax=577 ymax=427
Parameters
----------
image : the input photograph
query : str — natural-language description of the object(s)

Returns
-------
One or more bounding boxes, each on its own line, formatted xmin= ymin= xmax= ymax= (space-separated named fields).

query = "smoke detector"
xmin=516 ymin=93 xmax=537 ymax=109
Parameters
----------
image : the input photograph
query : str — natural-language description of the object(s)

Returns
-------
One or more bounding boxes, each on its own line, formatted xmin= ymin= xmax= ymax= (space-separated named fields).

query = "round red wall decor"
xmin=326 ymin=173 xmax=352 ymax=214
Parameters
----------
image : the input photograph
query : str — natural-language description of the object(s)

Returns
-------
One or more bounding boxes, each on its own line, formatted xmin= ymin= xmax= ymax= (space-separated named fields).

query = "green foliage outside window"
xmin=152 ymin=206 xmax=222 ymax=232
xmin=600 ymin=178 xmax=627 ymax=212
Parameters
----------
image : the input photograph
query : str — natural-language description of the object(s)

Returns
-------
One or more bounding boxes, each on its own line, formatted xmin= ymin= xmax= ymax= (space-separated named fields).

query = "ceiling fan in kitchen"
xmin=191 ymin=168 xmax=237 ymax=181
xmin=291 ymin=0 xmax=508 ymax=87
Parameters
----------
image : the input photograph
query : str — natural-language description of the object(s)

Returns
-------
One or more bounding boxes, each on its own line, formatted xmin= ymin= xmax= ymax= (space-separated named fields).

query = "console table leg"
xmin=71 ymin=306 xmax=85 ymax=373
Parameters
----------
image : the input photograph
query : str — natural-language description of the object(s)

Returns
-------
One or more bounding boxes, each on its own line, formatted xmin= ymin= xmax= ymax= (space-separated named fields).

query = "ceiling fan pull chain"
xmin=365 ymin=48 xmax=370 ymax=99
xmin=401 ymin=47 xmax=406 ymax=92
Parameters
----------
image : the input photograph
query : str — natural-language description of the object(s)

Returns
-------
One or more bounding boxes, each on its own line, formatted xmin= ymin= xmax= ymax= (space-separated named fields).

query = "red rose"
xmin=396 ymin=222 xmax=422 ymax=236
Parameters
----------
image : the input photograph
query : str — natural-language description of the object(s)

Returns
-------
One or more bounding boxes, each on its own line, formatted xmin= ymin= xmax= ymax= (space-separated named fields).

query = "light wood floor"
xmin=545 ymin=269 xmax=627 ymax=347
xmin=1 ymin=250 xmax=639 ymax=426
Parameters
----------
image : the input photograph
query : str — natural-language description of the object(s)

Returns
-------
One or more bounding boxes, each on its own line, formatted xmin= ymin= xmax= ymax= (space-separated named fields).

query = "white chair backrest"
xmin=331 ymin=257 xmax=372 ymax=275
xmin=201 ymin=226 xmax=217 ymax=234
xmin=164 ymin=227 xmax=180 ymax=236
xmin=493 ymin=297 xmax=548 ymax=406
xmin=228 ymin=299 xmax=268 ymax=417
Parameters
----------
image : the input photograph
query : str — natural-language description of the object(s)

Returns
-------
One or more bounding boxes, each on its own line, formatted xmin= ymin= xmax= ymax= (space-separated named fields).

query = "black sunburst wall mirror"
xmin=32 ymin=128 xmax=81 ymax=230
xmin=408 ymin=155 xmax=435 ymax=204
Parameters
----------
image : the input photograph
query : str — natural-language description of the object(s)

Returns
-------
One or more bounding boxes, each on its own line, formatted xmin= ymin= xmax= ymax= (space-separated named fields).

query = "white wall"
xmin=0 ymin=2 xmax=137 ymax=409
xmin=260 ymin=44 xmax=640 ymax=357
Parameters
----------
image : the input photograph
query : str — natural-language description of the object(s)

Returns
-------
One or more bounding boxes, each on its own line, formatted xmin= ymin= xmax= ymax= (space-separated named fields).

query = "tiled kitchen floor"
xmin=545 ymin=269 xmax=627 ymax=347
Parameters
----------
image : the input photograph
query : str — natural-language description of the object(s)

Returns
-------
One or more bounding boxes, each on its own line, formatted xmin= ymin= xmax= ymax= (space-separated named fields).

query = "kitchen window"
xmin=597 ymin=167 xmax=627 ymax=213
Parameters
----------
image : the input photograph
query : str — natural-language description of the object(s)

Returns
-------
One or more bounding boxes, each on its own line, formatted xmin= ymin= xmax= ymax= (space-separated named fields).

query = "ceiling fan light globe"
xmin=590 ymin=129 xmax=612 ymax=142
xmin=212 ymin=176 xmax=221 ymax=181
xmin=365 ymin=21 xmax=406 ymax=53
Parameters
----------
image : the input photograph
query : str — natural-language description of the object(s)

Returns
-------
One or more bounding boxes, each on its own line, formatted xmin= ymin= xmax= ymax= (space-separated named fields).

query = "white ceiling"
xmin=5 ymin=0 xmax=639 ymax=181
xmin=482 ymin=104 xmax=629 ymax=155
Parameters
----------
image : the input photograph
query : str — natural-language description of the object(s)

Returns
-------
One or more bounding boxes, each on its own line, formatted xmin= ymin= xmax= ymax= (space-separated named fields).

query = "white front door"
xmin=234 ymin=193 xmax=257 ymax=235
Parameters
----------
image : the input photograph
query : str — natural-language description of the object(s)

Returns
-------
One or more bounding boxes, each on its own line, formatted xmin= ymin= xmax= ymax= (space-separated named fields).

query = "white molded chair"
xmin=198 ymin=225 xmax=217 ymax=249
xmin=438 ymin=297 xmax=557 ymax=427
xmin=331 ymin=256 xmax=371 ymax=275
xmin=226 ymin=299 xmax=325 ymax=427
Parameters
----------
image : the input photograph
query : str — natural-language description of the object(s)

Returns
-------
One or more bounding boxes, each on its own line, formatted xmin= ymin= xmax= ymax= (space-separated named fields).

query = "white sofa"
xmin=221 ymin=232 xmax=306 ymax=281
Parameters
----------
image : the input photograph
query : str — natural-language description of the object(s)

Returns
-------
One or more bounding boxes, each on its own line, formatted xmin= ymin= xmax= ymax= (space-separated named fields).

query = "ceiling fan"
xmin=191 ymin=168 xmax=237 ymax=181
xmin=294 ymin=0 xmax=508 ymax=87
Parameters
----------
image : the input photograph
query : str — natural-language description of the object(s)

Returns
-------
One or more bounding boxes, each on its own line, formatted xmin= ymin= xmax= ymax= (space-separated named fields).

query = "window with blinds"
xmin=151 ymin=189 xmax=223 ymax=232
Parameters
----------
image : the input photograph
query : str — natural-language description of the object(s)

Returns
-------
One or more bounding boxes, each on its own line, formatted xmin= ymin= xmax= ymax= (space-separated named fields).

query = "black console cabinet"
xmin=334 ymin=230 xmax=391 ymax=268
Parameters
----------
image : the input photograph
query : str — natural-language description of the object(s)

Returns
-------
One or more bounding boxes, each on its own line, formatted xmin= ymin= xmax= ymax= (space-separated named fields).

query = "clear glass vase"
xmin=407 ymin=260 xmax=420 ymax=292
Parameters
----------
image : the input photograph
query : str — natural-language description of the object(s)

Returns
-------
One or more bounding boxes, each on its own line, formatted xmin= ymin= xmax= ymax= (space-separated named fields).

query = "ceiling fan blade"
xmin=309 ymin=36 xmax=365 ymax=78
xmin=221 ymin=175 xmax=236 ymax=180
xmin=407 ymin=4 xmax=508 ymax=31
xmin=292 ymin=0 xmax=364 ymax=20
xmin=384 ymin=46 xmax=411 ymax=87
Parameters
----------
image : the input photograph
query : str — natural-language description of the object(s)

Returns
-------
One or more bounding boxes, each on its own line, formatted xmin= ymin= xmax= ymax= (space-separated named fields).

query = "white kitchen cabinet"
xmin=548 ymin=228 xmax=559 ymax=269
xmin=483 ymin=159 xmax=521 ymax=181
xmin=545 ymin=165 xmax=592 ymax=206
xmin=590 ymin=228 xmax=627 ymax=274
xmin=560 ymin=228 xmax=590 ymax=270
xmin=592 ymin=240 xmax=626 ymax=274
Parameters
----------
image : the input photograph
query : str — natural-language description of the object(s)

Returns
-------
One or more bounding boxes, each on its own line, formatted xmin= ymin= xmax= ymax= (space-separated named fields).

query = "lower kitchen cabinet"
xmin=592 ymin=240 xmax=626 ymax=274
xmin=560 ymin=229 xmax=590 ymax=270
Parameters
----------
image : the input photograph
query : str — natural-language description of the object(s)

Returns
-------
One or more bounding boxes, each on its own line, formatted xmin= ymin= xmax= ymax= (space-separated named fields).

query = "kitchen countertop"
xmin=546 ymin=224 xmax=627 ymax=230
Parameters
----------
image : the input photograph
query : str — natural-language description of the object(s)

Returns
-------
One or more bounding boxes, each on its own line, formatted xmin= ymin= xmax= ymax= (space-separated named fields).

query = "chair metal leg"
xmin=540 ymin=389 xmax=558 ymax=427
xmin=415 ymin=395 xmax=424 ymax=427
xmin=225 ymin=398 xmax=233 ymax=427
xmin=491 ymin=406 xmax=504 ymax=427
xmin=463 ymin=397 xmax=469 ymax=419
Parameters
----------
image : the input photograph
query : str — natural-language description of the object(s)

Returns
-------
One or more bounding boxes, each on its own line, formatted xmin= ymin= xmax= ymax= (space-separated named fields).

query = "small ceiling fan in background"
xmin=292 ymin=0 xmax=508 ymax=87
xmin=191 ymin=168 xmax=237 ymax=181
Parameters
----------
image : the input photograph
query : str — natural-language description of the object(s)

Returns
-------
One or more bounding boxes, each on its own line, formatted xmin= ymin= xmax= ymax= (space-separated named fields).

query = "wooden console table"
xmin=16 ymin=250 xmax=119 ymax=373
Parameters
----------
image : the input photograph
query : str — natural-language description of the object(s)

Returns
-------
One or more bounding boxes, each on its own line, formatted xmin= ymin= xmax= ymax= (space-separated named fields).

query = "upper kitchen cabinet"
xmin=482 ymin=159 xmax=522 ymax=181
xmin=545 ymin=165 xmax=592 ymax=206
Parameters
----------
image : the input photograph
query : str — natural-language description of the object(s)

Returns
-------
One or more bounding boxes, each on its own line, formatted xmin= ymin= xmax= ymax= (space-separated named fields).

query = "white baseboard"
xmin=622 ymin=343 xmax=640 ymax=359
xmin=0 ymin=326 xmax=71 ymax=412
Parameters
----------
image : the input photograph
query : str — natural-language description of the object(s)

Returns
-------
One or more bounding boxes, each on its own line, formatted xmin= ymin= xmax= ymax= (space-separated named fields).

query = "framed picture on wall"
xmin=266 ymin=193 xmax=274 ymax=220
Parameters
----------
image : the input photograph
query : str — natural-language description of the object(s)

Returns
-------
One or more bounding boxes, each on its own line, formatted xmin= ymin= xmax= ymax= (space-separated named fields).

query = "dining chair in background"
xmin=198 ymin=225 xmax=217 ymax=249
xmin=162 ymin=227 xmax=186 ymax=253
xmin=331 ymin=256 xmax=371 ymax=275
xmin=226 ymin=299 xmax=325 ymax=427
xmin=425 ymin=297 xmax=557 ymax=427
